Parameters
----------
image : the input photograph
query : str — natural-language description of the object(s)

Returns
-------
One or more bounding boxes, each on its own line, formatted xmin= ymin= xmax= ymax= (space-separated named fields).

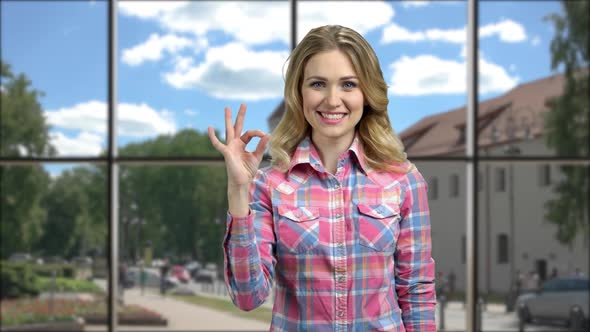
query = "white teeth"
xmin=320 ymin=112 xmax=345 ymax=120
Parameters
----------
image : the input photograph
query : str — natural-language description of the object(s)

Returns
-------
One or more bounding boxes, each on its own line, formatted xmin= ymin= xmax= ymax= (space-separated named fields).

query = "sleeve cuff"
xmin=225 ymin=210 xmax=255 ymax=245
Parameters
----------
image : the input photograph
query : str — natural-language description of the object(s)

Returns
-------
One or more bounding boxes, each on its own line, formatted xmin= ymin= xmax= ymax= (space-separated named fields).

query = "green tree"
xmin=118 ymin=129 xmax=227 ymax=264
xmin=39 ymin=167 xmax=104 ymax=259
xmin=544 ymin=2 xmax=589 ymax=247
xmin=0 ymin=61 xmax=54 ymax=258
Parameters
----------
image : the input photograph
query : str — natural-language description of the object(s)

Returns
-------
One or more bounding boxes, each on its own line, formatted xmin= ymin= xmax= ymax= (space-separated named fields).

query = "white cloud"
xmin=388 ymin=54 xmax=519 ymax=96
xmin=120 ymin=1 xmax=394 ymax=47
xmin=119 ymin=2 xmax=290 ymax=46
xmin=163 ymin=42 xmax=289 ymax=101
xmin=45 ymin=101 xmax=178 ymax=156
xmin=479 ymin=19 xmax=527 ymax=43
xmin=298 ymin=2 xmax=394 ymax=42
xmin=118 ymin=1 xmax=187 ymax=20
xmin=119 ymin=1 xmax=394 ymax=101
xmin=122 ymin=33 xmax=193 ymax=66
xmin=401 ymin=1 xmax=430 ymax=8
xmin=531 ymin=36 xmax=541 ymax=46
xmin=46 ymin=101 xmax=106 ymax=134
xmin=49 ymin=131 xmax=103 ymax=156
xmin=382 ymin=19 xmax=526 ymax=45
xmin=425 ymin=28 xmax=465 ymax=44
xmin=45 ymin=100 xmax=176 ymax=138
xmin=381 ymin=23 xmax=425 ymax=43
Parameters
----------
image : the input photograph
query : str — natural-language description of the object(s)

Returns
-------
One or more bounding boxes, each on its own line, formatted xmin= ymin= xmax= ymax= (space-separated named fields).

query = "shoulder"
xmin=367 ymin=160 xmax=424 ymax=189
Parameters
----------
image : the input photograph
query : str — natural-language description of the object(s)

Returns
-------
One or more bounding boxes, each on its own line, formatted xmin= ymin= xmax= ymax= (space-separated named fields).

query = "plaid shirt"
xmin=223 ymin=134 xmax=436 ymax=332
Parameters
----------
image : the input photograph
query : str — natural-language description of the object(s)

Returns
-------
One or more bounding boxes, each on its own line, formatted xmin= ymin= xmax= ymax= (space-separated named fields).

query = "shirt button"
xmin=334 ymin=183 xmax=341 ymax=189
xmin=335 ymin=213 xmax=341 ymax=218
xmin=338 ymin=276 xmax=345 ymax=282
xmin=338 ymin=242 xmax=345 ymax=248
xmin=338 ymin=311 xmax=345 ymax=318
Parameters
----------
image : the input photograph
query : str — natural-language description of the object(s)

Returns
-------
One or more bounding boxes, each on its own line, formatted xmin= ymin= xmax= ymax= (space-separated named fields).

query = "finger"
xmin=253 ymin=134 xmax=271 ymax=161
xmin=234 ymin=104 xmax=247 ymax=138
xmin=208 ymin=126 xmax=226 ymax=153
xmin=225 ymin=107 xmax=234 ymax=141
xmin=240 ymin=129 xmax=266 ymax=145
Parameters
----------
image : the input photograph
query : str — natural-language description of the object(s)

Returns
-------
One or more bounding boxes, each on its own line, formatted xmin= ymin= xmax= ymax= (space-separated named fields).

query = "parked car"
xmin=195 ymin=263 xmax=218 ymax=283
xmin=185 ymin=261 xmax=202 ymax=280
xmin=151 ymin=258 xmax=165 ymax=268
xmin=8 ymin=253 xmax=33 ymax=263
xmin=516 ymin=277 xmax=589 ymax=331
xmin=43 ymin=256 xmax=68 ymax=265
xmin=171 ymin=265 xmax=190 ymax=283
xmin=71 ymin=256 xmax=93 ymax=266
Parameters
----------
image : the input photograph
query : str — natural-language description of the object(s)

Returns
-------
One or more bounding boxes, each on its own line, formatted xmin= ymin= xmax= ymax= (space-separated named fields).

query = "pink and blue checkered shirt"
xmin=223 ymin=134 xmax=436 ymax=331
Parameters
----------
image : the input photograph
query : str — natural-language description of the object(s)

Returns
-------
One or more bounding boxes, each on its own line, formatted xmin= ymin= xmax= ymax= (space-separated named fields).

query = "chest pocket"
xmin=276 ymin=205 xmax=320 ymax=254
xmin=357 ymin=203 xmax=401 ymax=252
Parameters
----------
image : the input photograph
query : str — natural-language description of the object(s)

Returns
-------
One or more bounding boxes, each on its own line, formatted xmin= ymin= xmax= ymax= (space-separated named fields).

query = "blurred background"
xmin=1 ymin=0 xmax=587 ymax=331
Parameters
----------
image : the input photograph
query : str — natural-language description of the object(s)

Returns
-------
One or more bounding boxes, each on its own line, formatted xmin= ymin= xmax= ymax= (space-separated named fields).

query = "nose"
xmin=325 ymin=88 xmax=341 ymax=108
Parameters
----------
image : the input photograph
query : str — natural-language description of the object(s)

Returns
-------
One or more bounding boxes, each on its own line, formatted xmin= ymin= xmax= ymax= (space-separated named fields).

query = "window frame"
xmin=1 ymin=2 xmax=587 ymax=332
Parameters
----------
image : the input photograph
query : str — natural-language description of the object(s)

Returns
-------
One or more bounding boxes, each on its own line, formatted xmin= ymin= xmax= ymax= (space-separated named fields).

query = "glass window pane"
xmin=294 ymin=1 xmax=468 ymax=157
xmin=478 ymin=1 xmax=589 ymax=158
xmin=415 ymin=161 xmax=467 ymax=330
xmin=118 ymin=165 xmax=271 ymax=330
xmin=0 ymin=1 xmax=108 ymax=158
xmin=1 ymin=163 xmax=108 ymax=331
xmin=481 ymin=162 xmax=589 ymax=331
xmin=117 ymin=1 xmax=290 ymax=157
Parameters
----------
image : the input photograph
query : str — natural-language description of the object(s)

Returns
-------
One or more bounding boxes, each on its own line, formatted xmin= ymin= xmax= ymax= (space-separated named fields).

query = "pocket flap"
xmin=357 ymin=203 xmax=399 ymax=219
xmin=277 ymin=205 xmax=320 ymax=222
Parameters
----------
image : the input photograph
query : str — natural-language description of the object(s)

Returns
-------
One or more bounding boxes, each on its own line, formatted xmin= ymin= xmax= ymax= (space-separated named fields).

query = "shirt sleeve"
xmin=395 ymin=169 xmax=437 ymax=332
xmin=222 ymin=169 xmax=276 ymax=311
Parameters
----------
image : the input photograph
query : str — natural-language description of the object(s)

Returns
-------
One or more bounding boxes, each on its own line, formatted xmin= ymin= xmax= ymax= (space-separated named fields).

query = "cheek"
xmin=345 ymin=93 xmax=365 ymax=111
xmin=302 ymin=90 xmax=320 ymax=110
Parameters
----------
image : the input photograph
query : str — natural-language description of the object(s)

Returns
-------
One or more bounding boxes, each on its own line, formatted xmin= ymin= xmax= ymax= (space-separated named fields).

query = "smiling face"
xmin=301 ymin=49 xmax=365 ymax=147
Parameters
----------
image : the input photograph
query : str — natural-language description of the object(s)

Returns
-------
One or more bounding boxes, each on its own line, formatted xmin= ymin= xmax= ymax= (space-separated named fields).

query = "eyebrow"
xmin=305 ymin=75 xmax=358 ymax=81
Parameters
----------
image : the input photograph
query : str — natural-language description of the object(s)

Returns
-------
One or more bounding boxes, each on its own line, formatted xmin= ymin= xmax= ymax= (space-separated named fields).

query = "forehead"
xmin=303 ymin=49 xmax=357 ymax=78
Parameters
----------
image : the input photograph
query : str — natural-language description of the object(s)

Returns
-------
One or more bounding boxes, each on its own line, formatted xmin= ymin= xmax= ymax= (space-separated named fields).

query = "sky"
xmin=0 ymin=0 xmax=563 ymax=176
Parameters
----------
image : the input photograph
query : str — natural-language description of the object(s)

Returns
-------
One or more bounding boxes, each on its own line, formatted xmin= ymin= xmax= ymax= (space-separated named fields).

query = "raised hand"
xmin=208 ymin=104 xmax=270 ymax=187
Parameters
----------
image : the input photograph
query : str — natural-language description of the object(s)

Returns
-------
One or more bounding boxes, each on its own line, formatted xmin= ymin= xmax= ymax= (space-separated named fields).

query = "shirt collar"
xmin=287 ymin=132 xmax=371 ymax=175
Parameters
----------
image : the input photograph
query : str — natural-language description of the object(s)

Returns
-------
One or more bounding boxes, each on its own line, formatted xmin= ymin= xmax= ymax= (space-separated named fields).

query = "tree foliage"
xmin=1 ymin=59 xmax=227 ymax=264
xmin=544 ymin=1 xmax=589 ymax=247
xmin=0 ymin=61 xmax=54 ymax=258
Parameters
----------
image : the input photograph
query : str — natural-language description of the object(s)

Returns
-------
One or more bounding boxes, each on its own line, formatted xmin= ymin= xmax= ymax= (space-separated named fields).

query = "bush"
xmin=0 ymin=262 xmax=40 ymax=299
xmin=30 ymin=263 xmax=76 ymax=279
xmin=37 ymin=277 xmax=103 ymax=294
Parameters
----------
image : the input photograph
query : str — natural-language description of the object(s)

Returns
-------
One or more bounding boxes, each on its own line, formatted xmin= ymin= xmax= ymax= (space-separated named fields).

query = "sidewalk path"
xmin=85 ymin=288 xmax=270 ymax=331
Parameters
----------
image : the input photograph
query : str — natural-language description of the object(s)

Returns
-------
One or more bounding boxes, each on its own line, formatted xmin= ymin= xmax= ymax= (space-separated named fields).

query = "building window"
xmin=538 ymin=164 xmax=551 ymax=186
xmin=429 ymin=177 xmax=438 ymax=200
xmin=498 ymin=233 xmax=509 ymax=264
xmin=495 ymin=167 xmax=506 ymax=192
xmin=461 ymin=235 xmax=466 ymax=264
xmin=450 ymin=174 xmax=459 ymax=197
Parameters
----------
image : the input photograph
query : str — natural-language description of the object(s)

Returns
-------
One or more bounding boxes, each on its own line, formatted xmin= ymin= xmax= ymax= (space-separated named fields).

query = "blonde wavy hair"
xmin=269 ymin=25 xmax=408 ymax=173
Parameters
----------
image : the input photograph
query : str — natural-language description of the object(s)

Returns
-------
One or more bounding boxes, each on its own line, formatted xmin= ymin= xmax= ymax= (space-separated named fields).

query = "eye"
xmin=310 ymin=81 xmax=325 ymax=88
xmin=342 ymin=81 xmax=357 ymax=89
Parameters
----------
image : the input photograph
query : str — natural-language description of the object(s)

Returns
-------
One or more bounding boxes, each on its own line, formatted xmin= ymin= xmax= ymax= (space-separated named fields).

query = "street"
xmin=94 ymin=267 xmax=569 ymax=331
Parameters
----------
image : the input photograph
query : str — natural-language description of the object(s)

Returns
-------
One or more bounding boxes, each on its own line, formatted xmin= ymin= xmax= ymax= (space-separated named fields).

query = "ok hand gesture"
xmin=208 ymin=104 xmax=270 ymax=187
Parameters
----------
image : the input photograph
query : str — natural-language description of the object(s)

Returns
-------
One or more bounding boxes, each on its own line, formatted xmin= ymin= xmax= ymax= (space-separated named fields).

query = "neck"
xmin=311 ymin=131 xmax=355 ymax=174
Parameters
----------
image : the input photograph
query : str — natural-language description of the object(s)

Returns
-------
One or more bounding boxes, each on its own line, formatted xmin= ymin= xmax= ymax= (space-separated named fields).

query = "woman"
xmin=208 ymin=25 xmax=436 ymax=332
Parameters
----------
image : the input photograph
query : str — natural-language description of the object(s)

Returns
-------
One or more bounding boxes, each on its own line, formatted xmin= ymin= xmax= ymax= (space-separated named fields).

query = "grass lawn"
xmin=173 ymin=294 xmax=272 ymax=323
